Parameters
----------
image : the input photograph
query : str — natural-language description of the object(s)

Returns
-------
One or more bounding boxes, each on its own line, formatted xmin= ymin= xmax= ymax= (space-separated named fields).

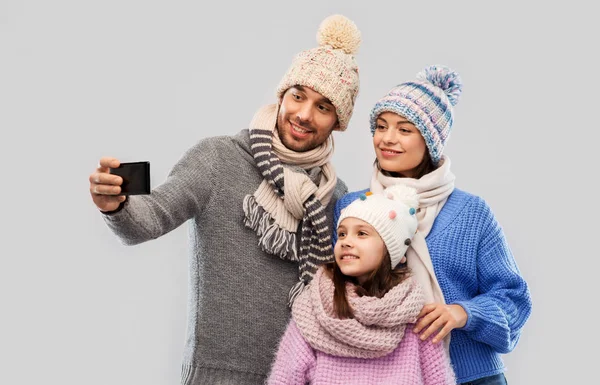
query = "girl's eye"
xmin=292 ymin=94 xmax=301 ymax=100
xmin=318 ymin=105 xmax=331 ymax=112
xmin=376 ymin=125 xmax=387 ymax=130
xmin=358 ymin=231 xmax=368 ymax=236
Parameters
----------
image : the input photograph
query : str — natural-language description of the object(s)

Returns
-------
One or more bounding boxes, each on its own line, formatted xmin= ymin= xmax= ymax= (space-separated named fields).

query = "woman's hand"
xmin=413 ymin=303 xmax=468 ymax=343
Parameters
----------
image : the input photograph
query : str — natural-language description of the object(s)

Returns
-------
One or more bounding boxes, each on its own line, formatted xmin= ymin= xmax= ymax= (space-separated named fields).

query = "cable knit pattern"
xmin=333 ymin=188 xmax=533 ymax=383
xmin=269 ymin=269 xmax=455 ymax=385
xmin=292 ymin=268 xmax=424 ymax=358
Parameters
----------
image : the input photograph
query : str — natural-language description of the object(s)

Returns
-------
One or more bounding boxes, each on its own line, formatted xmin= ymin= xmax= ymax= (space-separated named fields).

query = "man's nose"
xmin=296 ymin=102 xmax=313 ymax=123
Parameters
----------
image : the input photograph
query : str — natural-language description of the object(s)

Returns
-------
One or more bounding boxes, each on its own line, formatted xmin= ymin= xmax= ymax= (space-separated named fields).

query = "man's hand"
xmin=413 ymin=303 xmax=468 ymax=344
xmin=89 ymin=157 xmax=126 ymax=212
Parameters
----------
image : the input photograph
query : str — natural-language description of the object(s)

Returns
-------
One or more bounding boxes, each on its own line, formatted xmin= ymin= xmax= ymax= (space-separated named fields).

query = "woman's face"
xmin=373 ymin=112 xmax=428 ymax=178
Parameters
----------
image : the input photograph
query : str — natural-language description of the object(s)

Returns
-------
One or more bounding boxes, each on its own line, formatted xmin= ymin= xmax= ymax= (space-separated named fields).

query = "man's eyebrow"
xmin=320 ymin=97 xmax=334 ymax=106
xmin=294 ymin=85 xmax=333 ymax=105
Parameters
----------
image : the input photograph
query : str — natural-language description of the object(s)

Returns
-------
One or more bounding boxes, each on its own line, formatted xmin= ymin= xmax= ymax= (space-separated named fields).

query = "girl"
xmin=268 ymin=185 xmax=456 ymax=385
xmin=333 ymin=65 xmax=532 ymax=384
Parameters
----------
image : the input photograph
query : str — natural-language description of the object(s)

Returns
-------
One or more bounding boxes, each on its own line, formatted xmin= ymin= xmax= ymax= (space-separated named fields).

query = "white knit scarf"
xmin=243 ymin=104 xmax=338 ymax=305
xmin=370 ymin=156 xmax=455 ymax=305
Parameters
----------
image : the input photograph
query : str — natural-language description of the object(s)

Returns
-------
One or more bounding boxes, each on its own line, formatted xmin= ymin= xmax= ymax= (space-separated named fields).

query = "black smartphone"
xmin=109 ymin=161 xmax=151 ymax=195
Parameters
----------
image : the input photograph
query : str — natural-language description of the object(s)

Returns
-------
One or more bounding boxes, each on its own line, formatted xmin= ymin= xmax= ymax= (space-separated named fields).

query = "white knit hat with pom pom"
xmin=337 ymin=185 xmax=419 ymax=269
xmin=369 ymin=65 xmax=463 ymax=164
xmin=277 ymin=15 xmax=361 ymax=131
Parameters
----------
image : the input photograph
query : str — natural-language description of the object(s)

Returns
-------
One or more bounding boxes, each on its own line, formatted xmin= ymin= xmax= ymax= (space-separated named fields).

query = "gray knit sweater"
xmin=102 ymin=129 xmax=348 ymax=385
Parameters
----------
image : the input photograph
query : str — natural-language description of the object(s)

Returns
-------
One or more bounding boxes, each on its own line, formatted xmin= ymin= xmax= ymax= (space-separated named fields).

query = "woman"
xmin=333 ymin=65 xmax=532 ymax=384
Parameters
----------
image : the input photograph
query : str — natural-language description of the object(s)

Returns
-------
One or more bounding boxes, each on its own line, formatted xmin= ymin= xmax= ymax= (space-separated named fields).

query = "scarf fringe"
xmin=243 ymin=195 xmax=298 ymax=261
xmin=287 ymin=280 xmax=306 ymax=308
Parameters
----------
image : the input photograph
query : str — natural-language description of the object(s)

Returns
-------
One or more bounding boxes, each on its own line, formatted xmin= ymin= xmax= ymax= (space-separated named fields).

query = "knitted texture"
xmin=369 ymin=65 xmax=463 ymax=164
xmin=277 ymin=15 xmax=361 ymax=131
xmin=242 ymin=104 xmax=337 ymax=306
xmin=370 ymin=157 xmax=455 ymax=305
xmin=292 ymin=267 xmax=424 ymax=358
xmin=103 ymin=130 xmax=348 ymax=385
xmin=268 ymin=270 xmax=456 ymax=385
xmin=333 ymin=188 xmax=533 ymax=383
xmin=337 ymin=185 xmax=419 ymax=268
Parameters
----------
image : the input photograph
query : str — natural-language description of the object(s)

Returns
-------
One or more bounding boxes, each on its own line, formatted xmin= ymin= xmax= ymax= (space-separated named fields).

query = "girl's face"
xmin=334 ymin=217 xmax=387 ymax=284
xmin=373 ymin=112 xmax=428 ymax=178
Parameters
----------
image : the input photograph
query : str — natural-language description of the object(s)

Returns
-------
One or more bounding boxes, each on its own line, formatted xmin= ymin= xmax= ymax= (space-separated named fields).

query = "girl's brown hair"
xmin=324 ymin=252 xmax=411 ymax=319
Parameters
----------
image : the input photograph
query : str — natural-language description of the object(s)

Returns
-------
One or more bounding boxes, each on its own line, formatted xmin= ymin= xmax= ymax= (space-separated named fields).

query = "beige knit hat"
xmin=276 ymin=15 xmax=361 ymax=131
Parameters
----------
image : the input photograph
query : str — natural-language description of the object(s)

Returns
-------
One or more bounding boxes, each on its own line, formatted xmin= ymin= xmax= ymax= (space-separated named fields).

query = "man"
xmin=88 ymin=15 xmax=361 ymax=385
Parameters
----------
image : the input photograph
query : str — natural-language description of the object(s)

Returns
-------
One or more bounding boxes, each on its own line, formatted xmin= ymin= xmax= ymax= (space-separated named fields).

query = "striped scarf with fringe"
xmin=243 ymin=104 xmax=337 ymax=306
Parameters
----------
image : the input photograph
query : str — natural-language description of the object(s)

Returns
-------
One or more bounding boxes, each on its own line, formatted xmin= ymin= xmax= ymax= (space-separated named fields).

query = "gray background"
xmin=1 ymin=0 xmax=596 ymax=384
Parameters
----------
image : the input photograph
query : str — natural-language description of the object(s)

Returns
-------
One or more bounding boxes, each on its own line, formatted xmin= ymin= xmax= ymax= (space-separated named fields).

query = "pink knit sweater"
xmin=267 ymin=268 xmax=456 ymax=385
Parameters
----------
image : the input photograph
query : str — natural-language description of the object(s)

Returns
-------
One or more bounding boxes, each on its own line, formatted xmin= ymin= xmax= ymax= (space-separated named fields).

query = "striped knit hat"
xmin=369 ymin=65 xmax=463 ymax=164
xmin=277 ymin=15 xmax=361 ymax=131
xmin=338 ymin=185 xmax=419 ymax=269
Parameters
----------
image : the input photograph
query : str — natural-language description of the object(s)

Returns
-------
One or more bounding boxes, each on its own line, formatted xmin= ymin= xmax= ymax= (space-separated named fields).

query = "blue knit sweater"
xmin=333 ymin=188 xmax=532 ymax=383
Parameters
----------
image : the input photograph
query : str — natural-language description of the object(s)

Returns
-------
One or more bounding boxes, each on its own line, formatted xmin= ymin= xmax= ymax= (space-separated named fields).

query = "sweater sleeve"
xmin=453 ymin=200 xmax=532 ymax=354
xmin=101 ymin=137 xmax=220 ymax=245
xmin=267 ymin=320 xmax=316 ymax=385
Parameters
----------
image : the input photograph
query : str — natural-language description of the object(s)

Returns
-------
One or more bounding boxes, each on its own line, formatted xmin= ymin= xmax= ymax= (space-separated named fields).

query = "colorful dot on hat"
xmin=409 ymin=207 xmax=416 ymax=215
xmin=365 ymin=191 xmax=373 ymax=196
xmin=404 ymin=238 xmax=412 ymax=246
xmin=389 ymin=210 xmax=396 ymax=219
xmin=359 ymin=194 xmax=367 ymax=201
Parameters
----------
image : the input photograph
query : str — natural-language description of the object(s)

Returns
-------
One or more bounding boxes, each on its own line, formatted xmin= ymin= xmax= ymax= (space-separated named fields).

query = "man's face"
xmin=277 ymin=86 xmax=339 ymax=152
